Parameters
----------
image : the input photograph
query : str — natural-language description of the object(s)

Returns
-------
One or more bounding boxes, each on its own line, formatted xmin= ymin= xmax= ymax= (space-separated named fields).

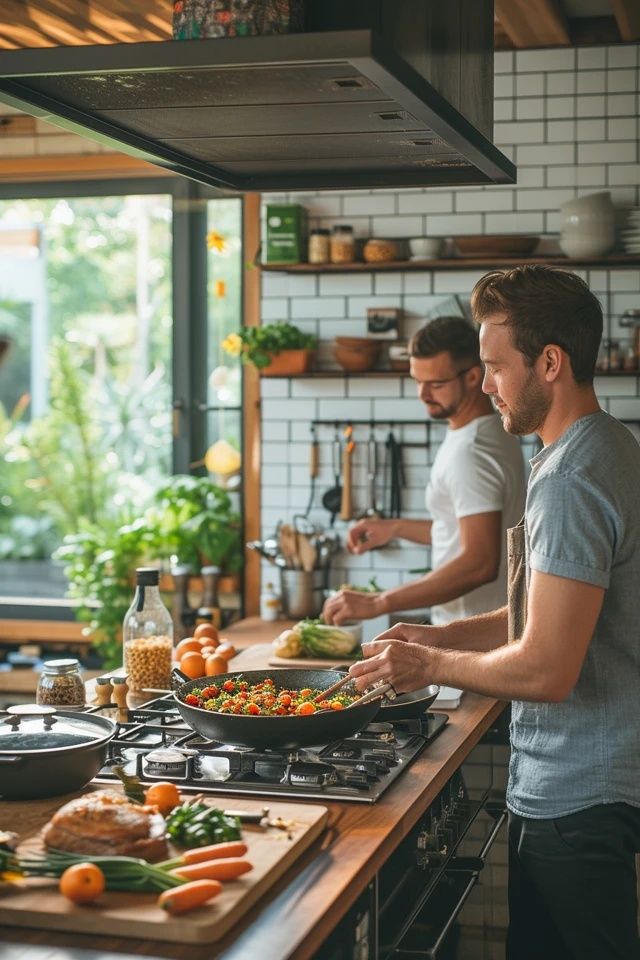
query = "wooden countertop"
xmin=0 ymin=618 xmax=505 ymax=960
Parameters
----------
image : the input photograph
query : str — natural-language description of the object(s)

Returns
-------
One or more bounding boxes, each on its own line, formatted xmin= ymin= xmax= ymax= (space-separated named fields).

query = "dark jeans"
xmin=507 ymin=803 xmax=640 ymax=960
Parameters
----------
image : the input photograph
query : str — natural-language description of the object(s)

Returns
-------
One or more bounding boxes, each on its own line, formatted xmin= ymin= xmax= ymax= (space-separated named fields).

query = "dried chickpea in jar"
xmin=122 ymin=568 xmax=173 ymax=693
xmin=330 ymin=225 xmax=355 ymax=264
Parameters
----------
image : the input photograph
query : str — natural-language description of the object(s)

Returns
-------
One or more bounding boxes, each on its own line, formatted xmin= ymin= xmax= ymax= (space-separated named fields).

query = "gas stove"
xmin=91 ymin=694 xmax=448 ymax=803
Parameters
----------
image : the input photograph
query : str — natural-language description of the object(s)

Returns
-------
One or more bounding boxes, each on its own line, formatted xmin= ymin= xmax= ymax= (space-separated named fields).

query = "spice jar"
xmin=363 ymin=238 xmax=397 ymax=263
xmin=330 ymin=225 xmax=355 ymax=264
xmin=111 ymin=675 xmax=129 ymax=709
xmin=122 ymin=567 xmax=173 ymax=693
xmin=37 ymin=658 xmax=85 ymax=709
xmin=94 ymin=676 xmax=113 ymax=706
xmin=308 ymin=228 xmax=330 ymax=264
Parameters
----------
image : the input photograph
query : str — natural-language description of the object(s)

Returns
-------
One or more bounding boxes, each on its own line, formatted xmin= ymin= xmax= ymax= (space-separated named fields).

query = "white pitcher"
xmin=560 ymin=191 xmax=615 ymax=258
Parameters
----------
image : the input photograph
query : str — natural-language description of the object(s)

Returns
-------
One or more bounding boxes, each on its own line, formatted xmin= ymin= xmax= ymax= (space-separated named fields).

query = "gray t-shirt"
xmin=507 ymin=411 xmax=640 ymax=819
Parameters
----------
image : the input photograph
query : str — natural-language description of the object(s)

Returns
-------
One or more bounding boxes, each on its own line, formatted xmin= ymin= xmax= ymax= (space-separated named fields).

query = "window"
xmin=0 ymin=181 xmax=244 ymax=614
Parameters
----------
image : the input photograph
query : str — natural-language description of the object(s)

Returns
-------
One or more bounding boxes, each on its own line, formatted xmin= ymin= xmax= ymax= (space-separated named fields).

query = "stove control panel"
xmin=415 ymin=770 xmax=472 ymax=870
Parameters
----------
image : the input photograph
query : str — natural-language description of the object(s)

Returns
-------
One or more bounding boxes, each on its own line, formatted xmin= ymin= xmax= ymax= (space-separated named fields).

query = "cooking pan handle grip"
xmin=0 ymin=755 xmax=24 ymax=765
xmin=171 ymin=667 xmax=191 ymax=690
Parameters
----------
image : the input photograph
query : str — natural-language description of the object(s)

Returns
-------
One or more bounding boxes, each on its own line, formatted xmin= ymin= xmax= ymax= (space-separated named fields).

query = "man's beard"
xmin=497 ymin=369 xmax=550 ymax=435
xmin=427 ymin=401 xmax=458 ymax=420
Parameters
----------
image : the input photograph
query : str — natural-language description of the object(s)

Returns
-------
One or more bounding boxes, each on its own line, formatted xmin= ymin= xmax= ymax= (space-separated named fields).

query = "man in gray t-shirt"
xmin=348 ymin=265 xmax=640 ymax=960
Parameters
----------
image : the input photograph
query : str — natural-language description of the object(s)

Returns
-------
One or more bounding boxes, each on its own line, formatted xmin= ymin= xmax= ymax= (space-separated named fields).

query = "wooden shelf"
xmin=279 ymin=369 xmax=409 ymax=378
xmin=267 ymin=368 xmax=640 ymax=380
xmin=261 ymin=254 xmax=640 ymax=274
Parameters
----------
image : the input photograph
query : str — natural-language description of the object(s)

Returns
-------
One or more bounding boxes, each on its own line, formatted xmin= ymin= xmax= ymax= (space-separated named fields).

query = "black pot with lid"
xmin=0 ymin=705 xmax=116 ymax=801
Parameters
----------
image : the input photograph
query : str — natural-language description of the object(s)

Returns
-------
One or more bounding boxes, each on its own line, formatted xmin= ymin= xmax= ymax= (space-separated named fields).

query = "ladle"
xmin=321 ymin=429 xmax=342 ymax=526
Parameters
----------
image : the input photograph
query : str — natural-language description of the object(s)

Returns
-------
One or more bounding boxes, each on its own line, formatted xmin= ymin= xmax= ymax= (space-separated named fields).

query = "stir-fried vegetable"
xmin=183 ymin=677 xmax=360 ymax=717
xmin=165 ymin=802 xmax=242 ymax=849
xmin=0 ymin=848 xmax=183 ymax=892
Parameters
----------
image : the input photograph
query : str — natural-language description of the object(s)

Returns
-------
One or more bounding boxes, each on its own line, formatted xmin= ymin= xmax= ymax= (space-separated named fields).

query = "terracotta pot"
xmin=260 ymin=348 xmax=314 ymax=377
xmin=218 ymin=573 xmax=241 ymax=594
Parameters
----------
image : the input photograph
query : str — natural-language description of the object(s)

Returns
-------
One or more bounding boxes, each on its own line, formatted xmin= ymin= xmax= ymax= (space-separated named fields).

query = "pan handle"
xmin=0 ymin=755 xmax=24 ymax=765
xmin=171 ymin=666 xmax=190 ymax=690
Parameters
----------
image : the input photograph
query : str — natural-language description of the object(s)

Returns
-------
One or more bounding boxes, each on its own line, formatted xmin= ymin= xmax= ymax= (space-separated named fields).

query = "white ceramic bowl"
xmin=340 ymin=621 xmax=363 ymax=646
xmin=409 ymin=237 xmax=443 ymax=259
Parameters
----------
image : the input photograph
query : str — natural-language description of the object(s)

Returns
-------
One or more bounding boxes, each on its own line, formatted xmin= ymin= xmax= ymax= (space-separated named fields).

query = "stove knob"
xmin=345 ymin=771 xmax=370 ymax=788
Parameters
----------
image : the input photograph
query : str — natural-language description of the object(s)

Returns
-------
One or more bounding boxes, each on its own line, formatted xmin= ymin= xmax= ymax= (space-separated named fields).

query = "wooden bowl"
xmin=453 ymin=235 xmax=540 ymax=258
xmin=333 ymin=337 xmax=381 ymax=373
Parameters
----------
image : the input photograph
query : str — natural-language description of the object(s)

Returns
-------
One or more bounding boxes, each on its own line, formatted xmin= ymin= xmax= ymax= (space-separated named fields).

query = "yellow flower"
xmin=221 ymin=333 xmax=242 ymax=357
xmin=206 ymin=230 xmax=227 ymax=253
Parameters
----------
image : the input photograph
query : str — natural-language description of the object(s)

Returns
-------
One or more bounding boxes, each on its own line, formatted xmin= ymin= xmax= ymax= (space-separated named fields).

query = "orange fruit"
xmin=179 ymin=651 xmax=206 ymax=679
xmin=175 ymin=637 xmax=202 ymax=659
xmin=200 ymin=645 xmax=216 ymax=658
xmin=194 ymin=623 xmax=219 ymax=645
xmin=144 ymin=781 xmax=182 ymax=815
xmin=59 ymin=863 xmax=105 ymax=904
xmin=216 ymin=642 xmax=237 ymax=662
xmin=205 ymin=654 xmax=227 ymax=676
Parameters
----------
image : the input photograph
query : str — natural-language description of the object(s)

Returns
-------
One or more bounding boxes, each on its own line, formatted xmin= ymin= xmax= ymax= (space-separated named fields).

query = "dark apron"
xmin=507 ymin=516 xmax=527 ymax=641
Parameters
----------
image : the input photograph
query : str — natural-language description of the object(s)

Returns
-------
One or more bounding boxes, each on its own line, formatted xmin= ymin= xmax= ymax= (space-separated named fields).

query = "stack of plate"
xmin=620 ymin=209 xmax=640 ymax=254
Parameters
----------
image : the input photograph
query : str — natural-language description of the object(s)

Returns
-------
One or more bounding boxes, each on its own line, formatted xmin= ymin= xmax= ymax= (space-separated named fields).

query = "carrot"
xmin=182 ymin=841 xmax=248 ymax=865
xmin=170 ymin=858 xmax=253 ymax=882
xmin=158 ymin=879 xmax=222 ymax=915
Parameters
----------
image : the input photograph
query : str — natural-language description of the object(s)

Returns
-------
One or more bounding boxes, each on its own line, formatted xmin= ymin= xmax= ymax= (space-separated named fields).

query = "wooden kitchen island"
xmin=0 ymin=618 xmax=505 ymax=960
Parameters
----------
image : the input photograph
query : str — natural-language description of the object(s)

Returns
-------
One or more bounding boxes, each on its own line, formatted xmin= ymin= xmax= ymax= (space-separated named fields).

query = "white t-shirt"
xmin=426 ymin=413 xmax=525 ymax=625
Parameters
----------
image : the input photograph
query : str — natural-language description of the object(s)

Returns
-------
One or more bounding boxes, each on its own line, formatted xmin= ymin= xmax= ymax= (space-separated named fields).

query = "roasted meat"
xmin=42 ymin=790 xmax=168 ymax=861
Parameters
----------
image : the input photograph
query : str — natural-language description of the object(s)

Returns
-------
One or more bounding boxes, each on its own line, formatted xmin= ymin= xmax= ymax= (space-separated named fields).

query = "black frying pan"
xmin=172 ymin=669 xmax=440 ymax=749
xmin=172 ymin=668 xmax=384 ymax=750
xmin=376 ymin=684 xmax=440 ymax=720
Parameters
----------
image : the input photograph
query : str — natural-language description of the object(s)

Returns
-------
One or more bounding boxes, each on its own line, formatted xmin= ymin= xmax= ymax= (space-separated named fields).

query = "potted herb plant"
xmin=222 ymin=322 xmax=317 ymax=376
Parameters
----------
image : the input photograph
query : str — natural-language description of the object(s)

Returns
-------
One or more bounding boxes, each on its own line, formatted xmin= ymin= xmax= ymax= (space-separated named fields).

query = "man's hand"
xmin=322 ymin=589 xmax=385 ymax=625
xmin=346 ymin=518 xmax=395 ymax=554
xmin=348 ymin=639 xmax=437 ymax=693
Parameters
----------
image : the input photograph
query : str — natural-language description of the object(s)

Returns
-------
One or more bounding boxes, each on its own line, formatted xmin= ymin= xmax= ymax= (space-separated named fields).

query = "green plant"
xmin=222 ymin=322 xmax=317 ymax=369
xmin=55 ymin=517 xmax=156 ymax=668
xmin=56 ymin=476 xmax=242 ymax=668
xmin=150 ymin=475 xmax=242 ymax=571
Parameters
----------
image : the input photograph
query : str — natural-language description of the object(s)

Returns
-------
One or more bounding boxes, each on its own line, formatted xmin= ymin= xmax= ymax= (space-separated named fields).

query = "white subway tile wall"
xmin=259 ymin=44 xmax=640 ymax=599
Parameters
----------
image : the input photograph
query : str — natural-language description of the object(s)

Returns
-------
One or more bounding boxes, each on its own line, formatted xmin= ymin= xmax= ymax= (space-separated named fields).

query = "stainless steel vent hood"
xmin=0 ymin=2 xmax=516 ymax=192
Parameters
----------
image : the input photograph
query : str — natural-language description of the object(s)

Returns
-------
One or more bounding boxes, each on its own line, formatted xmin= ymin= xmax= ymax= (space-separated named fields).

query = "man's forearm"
xmin=378 ymin=552 xmax=502 ymax=620
xmin=438 ymin=607 xmax=508 ymax=651
xmin=388 ymin=518 xmax=432 ymax=546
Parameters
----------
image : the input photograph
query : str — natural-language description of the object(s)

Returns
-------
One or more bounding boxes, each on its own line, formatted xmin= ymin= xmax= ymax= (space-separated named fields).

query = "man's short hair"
xmin=470 ymin=265 xmax=603 ymax=384
xmin=409 ymin=316 xmax=480 ymax=367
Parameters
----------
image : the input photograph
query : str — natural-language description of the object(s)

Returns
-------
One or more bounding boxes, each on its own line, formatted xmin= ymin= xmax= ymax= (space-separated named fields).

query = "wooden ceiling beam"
xmin=610 ymin=0 xmax=640 ymax=41
xmin=495 ymin=0 xmax=571 ymax=47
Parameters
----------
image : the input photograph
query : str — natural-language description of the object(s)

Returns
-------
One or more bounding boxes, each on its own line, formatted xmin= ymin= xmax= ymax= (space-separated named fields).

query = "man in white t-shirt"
xmin=322 ymin=316 xmax=526 ymax=627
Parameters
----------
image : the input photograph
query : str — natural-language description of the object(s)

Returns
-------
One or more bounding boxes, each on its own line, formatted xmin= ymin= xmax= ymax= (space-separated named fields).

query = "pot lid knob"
xmin=4 ymin=704 xmax=58 ymax=731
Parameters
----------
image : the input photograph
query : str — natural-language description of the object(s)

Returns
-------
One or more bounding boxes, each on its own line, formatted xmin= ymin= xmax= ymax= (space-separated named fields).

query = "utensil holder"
xmin=280 ymin=570 xmax=325 ymax=619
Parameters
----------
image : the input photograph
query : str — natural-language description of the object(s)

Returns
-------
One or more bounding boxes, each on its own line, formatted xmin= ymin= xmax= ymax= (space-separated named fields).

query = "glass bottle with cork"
xmin=123 ymin=568 xmax=173 ymax=694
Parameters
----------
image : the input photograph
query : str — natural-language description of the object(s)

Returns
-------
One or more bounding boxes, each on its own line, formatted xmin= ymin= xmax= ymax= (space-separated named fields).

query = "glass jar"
xmin=123 ymin=567 xmax=173 ymax=693
xmin=37 ymin=658 xmax=85 ymax=708
xmin=363 ymin=238 xmax=397 ymax=263
xmin=330 ymin=225 xmax=355 ymax=264
xmin=308 ymin=228 xmax=330 ymax=264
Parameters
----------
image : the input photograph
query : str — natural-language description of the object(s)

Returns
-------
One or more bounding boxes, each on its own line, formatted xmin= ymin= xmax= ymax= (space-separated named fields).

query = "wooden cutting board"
xmin=0 ymin=791 xmax=328 ymax=944
xmin=232 ymin=641 xmax=358 ymax=671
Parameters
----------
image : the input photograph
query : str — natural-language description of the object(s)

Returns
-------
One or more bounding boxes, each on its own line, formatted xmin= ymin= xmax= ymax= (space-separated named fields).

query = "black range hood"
xmin=0 ymin=13 xmax=516 ymax=193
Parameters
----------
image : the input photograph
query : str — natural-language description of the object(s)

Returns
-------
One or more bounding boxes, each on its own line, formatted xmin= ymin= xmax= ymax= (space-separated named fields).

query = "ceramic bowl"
xmin=408 ymin=237 xmax=443 ymax=259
